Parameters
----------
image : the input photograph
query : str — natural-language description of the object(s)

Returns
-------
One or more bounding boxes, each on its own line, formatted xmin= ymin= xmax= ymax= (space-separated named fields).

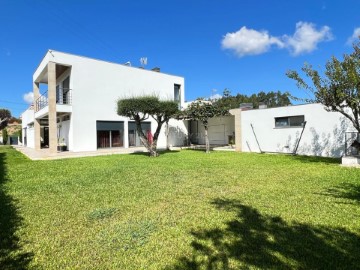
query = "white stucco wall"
xmin=241 ymin=103 xmax=355 ymax=157
xmin=34 ymin=50 xmax=187 ymax=152
xmin=58 ymin=120 xmax=70 ymax=149
xmin=21 ymin=108 xmax=35 ymax=148
xmin=26 ymin=127 xmax=35 ymax=148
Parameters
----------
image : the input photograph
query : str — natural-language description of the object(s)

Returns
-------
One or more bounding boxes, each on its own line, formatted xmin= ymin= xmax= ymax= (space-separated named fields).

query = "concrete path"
xmin=12 ymin=145 xmax=148 ymax=160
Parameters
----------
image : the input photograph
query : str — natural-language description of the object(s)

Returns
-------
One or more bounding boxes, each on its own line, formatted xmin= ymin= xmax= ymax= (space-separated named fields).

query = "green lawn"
xmin=1 ymin=146 xmax=360 ymax=269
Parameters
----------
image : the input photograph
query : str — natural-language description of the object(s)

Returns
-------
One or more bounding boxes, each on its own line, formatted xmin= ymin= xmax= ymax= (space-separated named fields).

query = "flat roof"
xmin=34 ymin=49 xmax=184 ymax=79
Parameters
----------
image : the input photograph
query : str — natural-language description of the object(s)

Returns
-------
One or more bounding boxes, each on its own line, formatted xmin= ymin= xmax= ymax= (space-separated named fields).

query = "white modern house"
xmin=20 ymin=50 xmax=358 ymax=160
xmin=21 ymin=50 xmax=187 ymax=154
xmin=235 ymin=103 xmax=357 ymax=157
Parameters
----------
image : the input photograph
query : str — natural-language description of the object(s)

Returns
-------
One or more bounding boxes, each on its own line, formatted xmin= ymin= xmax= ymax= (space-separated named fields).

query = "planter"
xmin=57 ymin=145 xmax=67 ymax=152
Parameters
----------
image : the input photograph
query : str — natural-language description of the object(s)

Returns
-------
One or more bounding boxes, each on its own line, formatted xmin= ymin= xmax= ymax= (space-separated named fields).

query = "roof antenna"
xmin=140 ymin=57 xmax=148 ymax=68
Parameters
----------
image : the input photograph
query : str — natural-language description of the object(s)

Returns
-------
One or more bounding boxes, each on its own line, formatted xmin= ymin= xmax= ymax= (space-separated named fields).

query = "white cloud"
xmin=23 ymin=92 xmax=34 ymax=104
xmin=221 ymin=22 xmax=332 ymax=57
xmin=283 ymin=22 xmax=333 ymax=56
xmin=221 ymin=26 xmax=284 ymax=57
xmin=209 ymin=93 xmax=222 ymax=100
xmin=347 ymin=27 xmax=360 ymax=45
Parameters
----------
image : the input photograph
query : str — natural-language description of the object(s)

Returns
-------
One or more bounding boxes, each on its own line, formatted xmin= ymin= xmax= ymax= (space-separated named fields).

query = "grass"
xmin=1 ymin=146 xmax=360 ymax=269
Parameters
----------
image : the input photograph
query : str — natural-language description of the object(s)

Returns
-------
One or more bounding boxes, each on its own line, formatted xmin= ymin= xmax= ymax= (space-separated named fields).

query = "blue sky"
xmin=1 ymin=0 xmax=359 ymax=117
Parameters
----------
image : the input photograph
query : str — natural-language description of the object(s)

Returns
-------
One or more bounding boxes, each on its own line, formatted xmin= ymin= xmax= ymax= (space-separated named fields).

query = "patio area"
xmin=12 ymin=145 xmax=148 ymax=160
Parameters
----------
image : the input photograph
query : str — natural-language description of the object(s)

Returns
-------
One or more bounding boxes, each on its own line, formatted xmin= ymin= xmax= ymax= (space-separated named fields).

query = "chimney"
xmin=151 ymin=67 xmax=160 ymax=72
xmin=259 ymin=102 xmax=267 ymax=109
xmin=240 ymin=103 xmax=253 ymax=110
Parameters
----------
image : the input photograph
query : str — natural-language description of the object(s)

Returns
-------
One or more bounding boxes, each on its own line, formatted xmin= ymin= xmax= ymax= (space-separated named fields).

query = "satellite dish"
xmin=140 ymin=57 xmax=148 ymax=68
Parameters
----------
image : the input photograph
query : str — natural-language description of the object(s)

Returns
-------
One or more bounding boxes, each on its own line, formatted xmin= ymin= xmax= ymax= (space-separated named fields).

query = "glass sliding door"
xmin=111 ymin=130 xmax=123 ymax=147
xmin=96 ymin=121 xmax=124 ymax=149
xmin=97 ymin=130 xmax=110 ymax=148
xmin=128 ymin=121 xmax=151 ymax=147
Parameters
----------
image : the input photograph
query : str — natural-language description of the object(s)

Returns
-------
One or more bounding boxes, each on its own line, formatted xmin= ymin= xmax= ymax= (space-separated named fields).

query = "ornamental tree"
xmin=0 ymin=109 xmax=11 ymax=130
xmin=117 ymin=96 xmax=179 ymax=157
xmin=287 ymin=41 xmax=360 ymax=149
xmin=179 ymin=99 xmax=229 ymax=153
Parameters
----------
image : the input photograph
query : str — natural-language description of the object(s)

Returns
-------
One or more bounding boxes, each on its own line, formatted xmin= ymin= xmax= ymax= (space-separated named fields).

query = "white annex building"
xmin=21 ymin=50 xmax=187 ymax=154
xmin=237 ymin=103 xmax=356 ymax=157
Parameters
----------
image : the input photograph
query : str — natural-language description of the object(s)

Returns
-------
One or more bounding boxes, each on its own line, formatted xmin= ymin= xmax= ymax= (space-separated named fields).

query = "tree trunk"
xmin=149 ymin=120 xmax=164 ymax=157
xmin=135 ymin=119 xmax=157 ymax=156
xmin=150 ymin=138 xmax=159 ymax=157
xmin=204 ymin=125 xmax=210 ymax=153
xmin=165 ymin=120 xmax=170 ymax=150
xmin=0 ymin=118 xmax=7 ymax=125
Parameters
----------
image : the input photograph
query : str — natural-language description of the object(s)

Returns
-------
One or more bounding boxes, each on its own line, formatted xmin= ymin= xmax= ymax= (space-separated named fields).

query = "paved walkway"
xmin=12 ymin=144 xmax=235 ymax=161
xmin=13 ymin=145 xmax=148 ymax=160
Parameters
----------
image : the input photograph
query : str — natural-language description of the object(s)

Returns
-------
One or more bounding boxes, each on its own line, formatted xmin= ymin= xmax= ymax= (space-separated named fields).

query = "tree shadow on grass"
xmin=290 ymin=154 xmax=341 ymax=165
xmin=321 ymin=183 xmax=360 ymax=205
xmin=0 ymin=152 xmax=33 ymax=269
xmin=167 ymin=198 xmax=360 ymax=270
xmin=130 ymin=150 xmax=181 ymax=157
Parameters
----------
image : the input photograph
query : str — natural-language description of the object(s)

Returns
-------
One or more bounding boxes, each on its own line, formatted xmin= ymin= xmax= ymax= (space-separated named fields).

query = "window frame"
xmin=174 ymin=84 xmax=181 ymax=109
xmin=96 ymin=121 xmax=124 ymax=148
xmin=274 ymin=115 xmax=305 ymax=128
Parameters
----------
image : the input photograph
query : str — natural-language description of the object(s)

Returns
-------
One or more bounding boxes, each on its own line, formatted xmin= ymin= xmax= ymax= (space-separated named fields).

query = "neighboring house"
xmin=0 ymin=120 xmax=21 ymax=145
xmin=231 ymin=103 xmax=357 ymax=157
xmin=21 ymin=50 xmax=187 ymax=153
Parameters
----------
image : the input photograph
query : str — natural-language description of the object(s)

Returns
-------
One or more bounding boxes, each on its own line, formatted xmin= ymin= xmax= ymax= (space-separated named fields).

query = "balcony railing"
xmin=35 ymin=88 xmax=72 ymax=112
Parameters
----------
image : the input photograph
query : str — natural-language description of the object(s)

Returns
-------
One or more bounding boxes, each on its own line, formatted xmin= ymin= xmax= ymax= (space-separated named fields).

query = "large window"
xmin=128 ymin=121 xmax=151 ymax=147
xmin=275 ymin=115 xmax=305 ymax=128
xmin=97 ymin=121 xmax=124 ymax=148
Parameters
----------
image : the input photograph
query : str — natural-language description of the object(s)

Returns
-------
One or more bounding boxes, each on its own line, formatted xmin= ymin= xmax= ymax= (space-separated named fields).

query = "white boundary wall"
xmin=241 ymin=103 xmax=355 ymax=157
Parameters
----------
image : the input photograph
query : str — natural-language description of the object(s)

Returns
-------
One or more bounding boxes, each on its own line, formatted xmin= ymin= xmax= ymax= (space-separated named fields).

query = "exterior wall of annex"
xmin=239 ymin=103 xmax=355 ymax=157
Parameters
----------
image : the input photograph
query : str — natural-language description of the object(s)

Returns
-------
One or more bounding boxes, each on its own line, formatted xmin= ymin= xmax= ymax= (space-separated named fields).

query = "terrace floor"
xmin=13 ymin=145 xmax=148 ymax=160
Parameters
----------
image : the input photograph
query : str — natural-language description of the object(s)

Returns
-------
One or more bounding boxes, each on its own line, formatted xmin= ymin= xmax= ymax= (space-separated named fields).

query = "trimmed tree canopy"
xmin=117 ymin=96 xmax=179 ymax=156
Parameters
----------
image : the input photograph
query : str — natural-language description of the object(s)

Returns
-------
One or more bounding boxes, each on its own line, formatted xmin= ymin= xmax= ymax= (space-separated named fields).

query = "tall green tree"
xmin=117 ymin=96 xmax=179 ymax=157
xmin=179 ymin=99 xmax=229 ymax=153
xmin=286 ymin=41 xmax=360 ymax=135
xmin=214 ymin=89 xmax=291 ymax=109
xmin=0 ymin=109 xmax=11 ymax=130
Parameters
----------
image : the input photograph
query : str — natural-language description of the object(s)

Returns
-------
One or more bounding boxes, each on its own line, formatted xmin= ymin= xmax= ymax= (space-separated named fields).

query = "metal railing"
xmin=35 ymin=92 xmax=48 ymax=112
xmin=345 ymin=132 xmax=360 ymax=156
xmin=35 ymin=88 xmax=72 ymax=112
